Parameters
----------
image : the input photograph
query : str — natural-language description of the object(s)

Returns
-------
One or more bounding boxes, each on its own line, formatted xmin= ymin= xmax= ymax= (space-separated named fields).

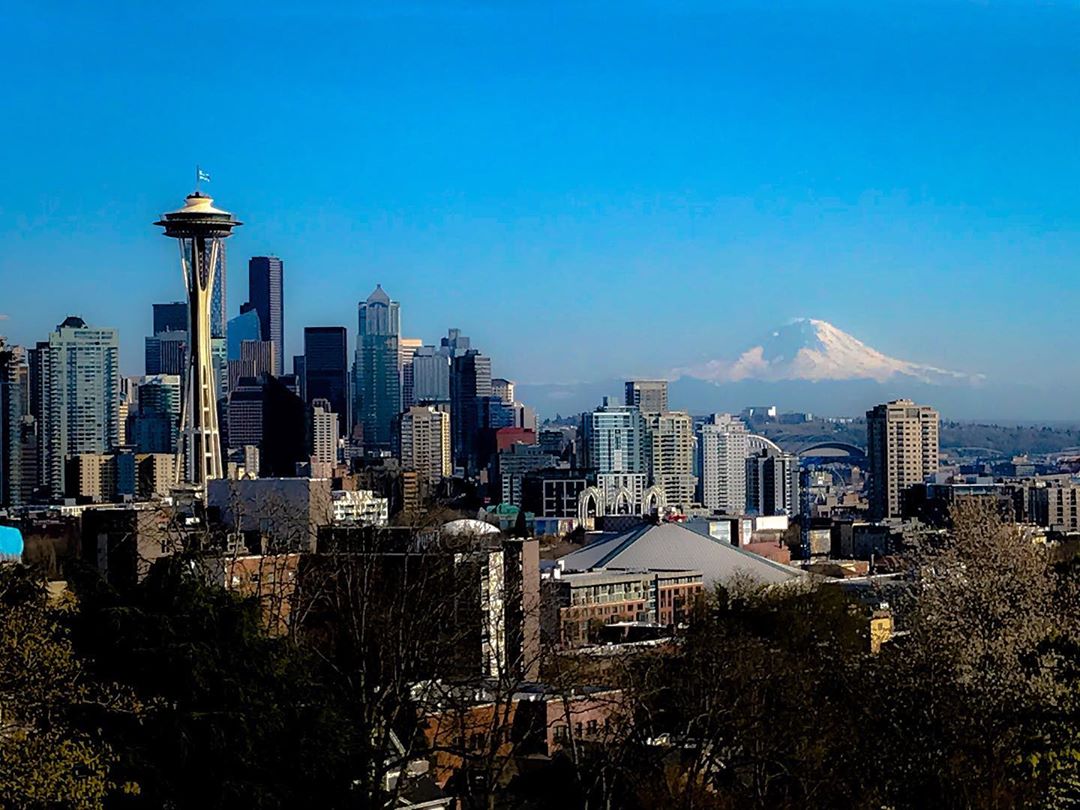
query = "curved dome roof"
xmin=747 ymin=434 xmax=784 ymax=456
xmin=442 ymin=518 xmax=501 ymax=537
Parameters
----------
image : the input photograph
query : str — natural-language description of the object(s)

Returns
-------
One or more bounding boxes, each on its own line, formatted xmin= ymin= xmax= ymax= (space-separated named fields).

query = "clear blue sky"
xmin=1 ymin=1 xmax=1077 ymax=387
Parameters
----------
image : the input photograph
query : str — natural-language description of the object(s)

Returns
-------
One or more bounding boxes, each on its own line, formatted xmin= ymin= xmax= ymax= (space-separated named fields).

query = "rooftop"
xmin=557 ymin=521 xmax=802 ymax=587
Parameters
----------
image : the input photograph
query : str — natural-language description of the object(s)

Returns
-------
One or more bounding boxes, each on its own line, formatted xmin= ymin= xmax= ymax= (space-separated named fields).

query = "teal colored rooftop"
xmin=0 ymin=526 xmax=24 ymax=560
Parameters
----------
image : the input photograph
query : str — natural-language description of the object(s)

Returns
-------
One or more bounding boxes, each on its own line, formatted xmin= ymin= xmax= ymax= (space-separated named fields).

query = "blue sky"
xmin=1 ymin=1 xmax=1077 ymax=388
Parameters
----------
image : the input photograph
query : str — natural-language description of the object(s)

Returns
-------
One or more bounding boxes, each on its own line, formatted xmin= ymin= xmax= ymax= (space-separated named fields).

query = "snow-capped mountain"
xmin=678 ymin=319 xmax=983 ymax=385
xmin=516 ymin=319 xmax=1054 ymax=420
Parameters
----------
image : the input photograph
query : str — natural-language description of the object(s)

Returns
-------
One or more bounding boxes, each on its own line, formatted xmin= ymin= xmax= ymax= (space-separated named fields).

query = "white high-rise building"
xmin=698 ymin=413 xmax=749 ymax=515
xmin=648 ymin=411 xmax=697 ymax=511
xmin=40 ymin=317 xmax=120 ymax=498
xmin=311 ymin=398 xmax=340 ymax=466
xmin=400 ymin=405 xmax=451 ymax=485
xmin=582 ymin=400 xmax=648 ymax=475
xmin=492 ymin=378 xmax=515 ymax=404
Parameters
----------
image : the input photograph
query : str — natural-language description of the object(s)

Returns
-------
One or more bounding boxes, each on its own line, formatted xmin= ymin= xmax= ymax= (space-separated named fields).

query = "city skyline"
xmin=2 ymin=2 xmax=1079 ymax=402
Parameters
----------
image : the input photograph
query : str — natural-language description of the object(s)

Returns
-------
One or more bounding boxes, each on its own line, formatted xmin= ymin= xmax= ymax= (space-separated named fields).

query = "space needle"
xmin=155 ymin=177 xmax=241 ymax=489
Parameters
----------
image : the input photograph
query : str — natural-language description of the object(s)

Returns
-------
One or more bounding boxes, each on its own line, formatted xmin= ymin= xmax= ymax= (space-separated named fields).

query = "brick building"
xmin=542 ymin=568 xmax=702 ymax=648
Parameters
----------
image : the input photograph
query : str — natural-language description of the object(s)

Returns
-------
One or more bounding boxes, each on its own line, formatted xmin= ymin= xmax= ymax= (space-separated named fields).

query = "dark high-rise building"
xmin=152 ymin=302 xmax=188 ymax=335
xmin=292 ymin=355 xmax=306 ymax=401
xmin=27 ymin=341 xmax=47 ymax=497
xmin=303 ymin=327 xmax=348 ymax=433
xmin=211 ymin=246 xmax=227 ymax=339
xmin=147 ymin=302 xmax=189 ymax=378
xmin=745 ymin=448 xmax=801 ymax=517
xmin=261 ymin=376 xmax=308 ymax=477
xmin=226 ymin=340 xmax=276 ymax=393
xmin=476 ymin=395 xmax=517 ymax=475
xmin=354 ymin=285 xmax=400 ymax=450
xmin=144 ymin=331 xmax=187 ymax=376
xmin=248 ymin=256 xmax=284 ymax=376
xmin=227 ymin=377 xmax=265 ymax=450
xmin=450 ymin=349 xmax=492 ymax=475
xmin=130 ymin=375 xmax=182 ymax=455
xmin=0 ymin=341 xmax=27 ymax=507
xmin=440 ymin=328 xmax=471 ymax=359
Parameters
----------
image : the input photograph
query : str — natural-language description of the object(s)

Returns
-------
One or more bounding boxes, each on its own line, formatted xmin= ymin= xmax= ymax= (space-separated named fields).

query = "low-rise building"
xmin=81 ymin=503 xmax=177 ymax=587
xmin=331 ymin=489 xmax=389 ymax=527
xmin=522 ymin=468 xmax=593 ymax=523
xmin=208 ymin=477 xmax=334 ymax=552
xmin=542 ymin=568 xmax=702 ymax=647
xmin=136 ymin=453 xmax=175 ymax=499
xmin=1030 ymin=482 xmax=1080 ymax=531
xmin=419 ymin=682 xmax=624 ymax=788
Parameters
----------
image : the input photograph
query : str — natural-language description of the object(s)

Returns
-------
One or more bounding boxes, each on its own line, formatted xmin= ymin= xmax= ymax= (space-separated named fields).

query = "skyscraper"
xmin=26 ymin=341 xmax=47 ymax=498
xmin=152 ymin=302 xmax=188 ymax=335
xmin=144 ymin=330 xmax=187 ymax=376
xmin=746 ymin=449 xmax=800 ymax=517
xmin=227 ymin=377 xmax=265 ymax=451
xmin=227 ymin=340 xmax=276 ymax=393
xmin=399 ymin=405 xmax=451 ymax=485
xmin=40 ymin=317 xmax=120 ymax=498
xmin=311 ymin=398 xmax=340 ymax=466
xmin=492 ymin=378 xmax=515 ymax=404
xmin=625 ymin=380 xmax=669 ymax=416
xmin=210 ymin=245 xmax=227 ymax=339
xmin=260 ymin=376 xmax=307 ymax=477
xmin=0 ymin=341 xmax=27 ymax=507
xmin=399 ymin=337 xmax=423 ymax=410
xmin=354 ymin=285 xmax=400 ymax=450
xmin=440 ymin=328 xmax=471 ymax=358
xmin=582 ymin=400 xmax=650 ymax=514
xmin=450 ymin=348 xmax=491 ymax=474
xmin=248 ymin=256 xmax=284 ymax=376
xmin=130 ymin=375 xmax=181 ymax=455
xmin=412 ymin=345 xmax=450 ymax=405
xmin=476 ymin=395 xmax=517 ymax=473
xmin=647 ymin=410 xmax=697 ymax=511
xmin=866 ymin=399 xmax=940 ymax=520
xmin=304 ymin=326 xmax=349 ymax=432
xmin=582 ymin=400 xmax=649 ymax=475
xmin=698 ymin=413 xmax=749 ymax=515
